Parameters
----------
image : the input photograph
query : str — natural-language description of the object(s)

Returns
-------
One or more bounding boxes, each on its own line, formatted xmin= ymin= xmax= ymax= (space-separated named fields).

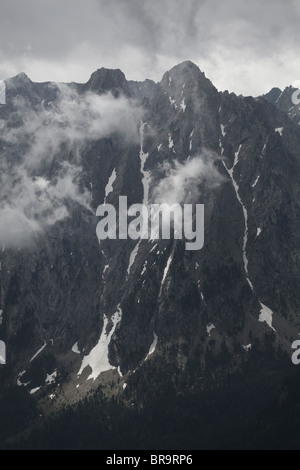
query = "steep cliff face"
xmin=0 ymin=61 xmax=299 ymax=413
xmin=262 ymin=85 xmax=300 ymax=125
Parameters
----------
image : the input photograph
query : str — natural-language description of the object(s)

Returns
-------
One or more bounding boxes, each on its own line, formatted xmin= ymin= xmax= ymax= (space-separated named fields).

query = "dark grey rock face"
xmin=128 ymin=79 xmax=157 ymax=102
xmin=261 ymin=86 xmax=300 ymax=126
xmin=81 ymin=68 xmax=130 ymax=97
xmin=0 ymin=62 xmax=300 ymax=406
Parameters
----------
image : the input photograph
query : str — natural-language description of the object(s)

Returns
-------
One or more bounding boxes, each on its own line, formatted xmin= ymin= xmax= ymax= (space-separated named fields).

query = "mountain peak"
xmin=262 ymin=87 xmax=282 ymax=104
xmin=171 ymin=60 xmax=201 ymax=72
xmin=84 ymin=67 xmax=130 ymax=97
xmin=164 ymin=60 xmax=203 ymax=82
xmin=161 ymin=60 xmax=216 ymax=95
xmin=9 ymin=72 xmax=31 ymax=83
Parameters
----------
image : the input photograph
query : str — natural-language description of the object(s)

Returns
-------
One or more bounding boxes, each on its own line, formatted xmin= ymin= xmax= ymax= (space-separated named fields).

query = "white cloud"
xmin=153 ymin=151 xmax=224 ymax=207
xmin=0 ymin=87 xmax=143 ymax=248
xmin=0 ymin=207 xmax=42 ymax=248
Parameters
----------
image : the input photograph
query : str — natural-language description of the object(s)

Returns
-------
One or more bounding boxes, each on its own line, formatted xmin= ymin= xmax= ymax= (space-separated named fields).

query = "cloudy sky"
xmin=0 ymin=0 xmax=299 ymax=96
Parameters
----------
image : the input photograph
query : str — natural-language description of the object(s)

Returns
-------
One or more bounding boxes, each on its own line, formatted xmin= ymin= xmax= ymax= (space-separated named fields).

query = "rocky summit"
xmin=0 ymin=61 xmax=300 ymax=449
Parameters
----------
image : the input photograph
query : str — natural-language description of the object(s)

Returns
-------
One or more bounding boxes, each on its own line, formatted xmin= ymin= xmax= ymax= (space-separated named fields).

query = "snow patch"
xmin=180 ymin=99 xmax=186 ymax=112
xmin=252 ymin=175 xmax=260 ymax=188
xmin=127 ymin=122 xmax=151 ymax=276
xmin=168 ymin=133 xmax=174 ymax=149
xmin=141 ymin=261 xmax=148 ymax=275
xmin=275 ymin=91 xmax=284 ymax=104
xmin=221 ymin=124 xmax=226 ymax=137
xmin=78 ymin=306 xmax=122 ymax=381
xmin=189 ymin=129 xmax=194 ymax=152
xmin=145 ymin=333 xmax=158 ymax=361
xmin=222 ymin=145 xmax=254 ymax=291
xmin=103 ymin=264 xmax=109 ymax=275
xmin=140 ymin=122 xmax=151 ymax=206
xmin=30 ymin=342 xmax=46 ymax=363
xmin=30 ymin=387 xmax=41 ymax=395
xmin=17 ymin=370 xmax=29 ymax=387
xmin=46 ymin=370 xmax=57 ymax=385
xmin=0 ymin=340 xmax=6 ymax=365
xmin=219 ymin=138 xmax=224 ymax=156
xmin=243 ymin=344 xmax=252 ymax=352
xmin=256 ymin=228 xmax=262 ymax=238
xmin=104 ymin=168 xmax=116 ymax=203
xmin=150 ymin=244 xmax=158 ymax=253
xmin=233 ymin=144 xmax=243 ymax=168
xmin=160 ymin=250 xmax=174 ymax=294
xmin=275 ymin=127 xmax=284 ymax=136
xmin=127 ymin=242 xmax=140 ymax=275
xmin=72 ymin=342 xmax=80 ymax=354
xmin=259 ymin=303 xmax=276 ymax=332
xmin=206 ymin=324 xmax=216 ymax=336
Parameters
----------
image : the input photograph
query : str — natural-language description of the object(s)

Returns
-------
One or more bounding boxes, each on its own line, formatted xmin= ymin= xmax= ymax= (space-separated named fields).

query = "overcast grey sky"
xmin=0 ymin=0 xmax=299 ymax=95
